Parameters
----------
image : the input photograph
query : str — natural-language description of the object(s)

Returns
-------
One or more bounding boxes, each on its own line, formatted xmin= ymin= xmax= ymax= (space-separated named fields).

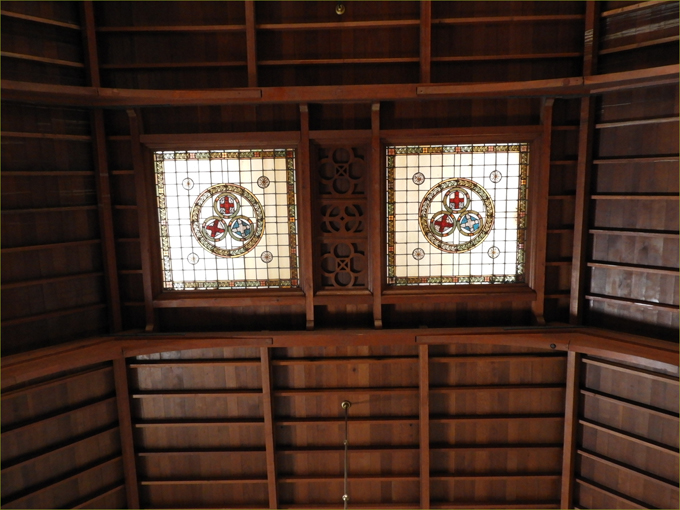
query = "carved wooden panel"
xmin=314 ymin=145 xmax=369 ymax=289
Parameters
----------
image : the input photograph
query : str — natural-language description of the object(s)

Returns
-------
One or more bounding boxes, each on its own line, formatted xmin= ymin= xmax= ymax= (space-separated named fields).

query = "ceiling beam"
xmin=245 ymin=0 xmax=258 ymax=87
xmin=560 ymin=352 xmax=582 ymax=508
xmin=2 ymin=65 xmax=677 ymax=108
xmin=260 ymin=347 xmax=279 ymax=509
xmin=369 ymin=103 xmax=383 ymax=329
xmin=298 ymin=104 xmax=315 ymax=330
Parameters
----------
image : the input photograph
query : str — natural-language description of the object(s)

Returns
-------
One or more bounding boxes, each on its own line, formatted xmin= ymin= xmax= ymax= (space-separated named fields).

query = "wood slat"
xmin=71 ymin=484 xmax=125 ymax=509
xmin=419 ymin=1 xmax=431 ymax=84
xmin=582 ymin=357 xmax=680 ymax=384
xmin=595 ymin=116 xmax=679 ymax=129
xmin=591 ymin=194 xmax=679 ymax=200
xmin=272 ymin=356 xmax=417 ymax=366
xmin=600 ymin=0 xmax=674 ymax=17
xmin=581 ymin=388 xmax=679 ymax=420
xmin=419 ymin=344 xmax=430 ymax=509
xmin=579 ymin=419 xmax=679 ymax=456
xmin=589 ymin=228 xmax=679 ymax=239
xmin=0 ymin=131 xmax=91 ymax=141
xmin=1 ymin=364 xmax=112 ymax=400
xmin=598 ymin=36 xmax=680 ymax=55
xmin=585 ymin=294 xmax=679 ymax=312
xmin=433 ymin=14 xmax=584 ymax=25
xmin=0 ymin=271 xmax=104 ymax=290
xmin=577 ymin=449 xmax=680 ymax=490
xmin=0 ymin=51 xmax=85 ymax=68
xmin=561 ymin=352 xmax=581 ymax=508
xmin=97 ymin=24 xmax=245 ymax=33
xmin=245 ymin=0 xmax=257 ymax=87
xmin=574 ymin=478 xmax=651 ymax=509
xmin=297 ymin=104 xmax=314 ymax=330
xmin=369 ymin=103 xmax=383 ymax=328
xmin=129 ymin=359 xmax=260 ymax=368
xmin=587 ymin=261 xmax=679 ymax=276
xmin=113 ymin=359 xmax=139 ymax=509
xmin=1 ymin=304 xmax=108 ymax=328
xmin=134 ymin=419 xmax=264 ymax=428
xmin=260 ymin=347 xmax=278 ymax=509
xmin=0 ymin=9 xmax=80 ymax=29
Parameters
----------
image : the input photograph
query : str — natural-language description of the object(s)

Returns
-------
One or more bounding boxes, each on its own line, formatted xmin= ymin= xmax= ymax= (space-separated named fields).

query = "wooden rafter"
xmin=245 ymin=0 xmax=258 ymax=87
xmin=419 ymin=1 xmax=432 ymax=84
xmin=369 ymin=103 xmax=383 ymax=328
xmin=298 ymin=104 xmax=315 ymax=330
xmin=418 ymin=344 xmax=430 ymax=509
xmin=113 ymin=358 xmax=140 ymax=509
xmin=560 ymin=352 xmax=582 ymax=508
xmin=260 ymin=347 xmax=279 ymax=509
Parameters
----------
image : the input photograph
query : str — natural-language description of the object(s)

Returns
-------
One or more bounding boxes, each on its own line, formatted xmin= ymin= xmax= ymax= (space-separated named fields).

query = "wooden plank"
xmin=135 ymin=419 xmax=264 ymax=428
xmin=81 ymin=2 xmax=100 ymax=87
xmin=272 ymin=356 xmax=417 ymax=366
xmin=127 ymin=109 xmax=155 ymax=332
xmin=153 ymin=294 xmax=306 ymax=308
xmin=113 ymin=358 xmax=139 ymax=509
xmin=570 ymin=96 xmax=596 ymax=324
xmin=260 ymin=348 xmax=278 ymax=509
xmin=431 ymin=52 xmax=581 ymax=62
xmin=419 ymin=1 xmax=431 ymax=84
xmin=560 ymin=352 xmax=581 ymax=508
xmin=131 ymin=390 xmax=262 ymax=398
xmin=245 ymin=0 xmax=258 ymax=87
xmin=1 ymin=204 xmax=97 ymax=214
xmin=129 ymin=359 xmax=260 ymax=368
xmin=593 ymin=156 xmax=679 ymax=164
xmin=578 ymin=419 xmax=679 ymax=456
xmin=297 ymin=104 xmax=314 ymax=330
xmin=568 ymin=330 xmax=679 ymax=366
xmin=419 ymin=344 xmax=430 ymax=509
xmin=587 ymin=261 xmax=679 ymax=276
xmin=370 ymin=103 xmax=383 ymax=328
xmin=585 ymin=65 xmax=680 ymax=94
xmin=97 ymin=24 xmax=245 ymax=33
xmin=591 ymin=194 xmax=679 ymax=200
xmin=577 ymin=449 xmax=680 ymax=489
xmin=140 ymin=131 xmax=297 ymax=149
xmin=72 ymin=484 xmax=125 ymax=509
xmin=429 ymin=384 xmax=564 ymax=393
xmin=257 ymin=20 xmax=420 ymax=30
xmin=582 ymin=357 xmax=680 ymax=384
xmin=274 ymin=387 xmax=419 ymax=396
xmin=0 ymin=9 xmax=80 ymax=29
xmin=99 ymin=61 xmax=247 ymax=70
xmin=140 ymin=478 xmax=267 ymax=485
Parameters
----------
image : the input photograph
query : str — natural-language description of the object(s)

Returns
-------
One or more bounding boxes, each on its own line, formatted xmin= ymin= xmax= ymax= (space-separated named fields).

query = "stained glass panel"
xmin=155 ymin=149 xmax=299 ymax=290
xmin=386 ymin=143 xmax=529 ymax=286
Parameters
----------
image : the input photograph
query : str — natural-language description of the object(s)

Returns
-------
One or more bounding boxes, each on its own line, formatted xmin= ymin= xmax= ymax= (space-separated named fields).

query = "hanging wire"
xmin=341 ymin=400 xmax=351 ymax=509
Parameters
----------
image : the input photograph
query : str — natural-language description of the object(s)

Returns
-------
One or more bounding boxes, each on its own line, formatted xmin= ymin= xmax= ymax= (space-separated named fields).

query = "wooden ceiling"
xmin=1 ymin=1 xmax=678 ymax=509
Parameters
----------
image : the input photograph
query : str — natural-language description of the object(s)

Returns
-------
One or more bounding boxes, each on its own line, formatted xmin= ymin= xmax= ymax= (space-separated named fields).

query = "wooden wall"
xmin=1 ymin=363 xmax=126 ymax=509
xmin=572 ymin=355 xmax=679 ymax=508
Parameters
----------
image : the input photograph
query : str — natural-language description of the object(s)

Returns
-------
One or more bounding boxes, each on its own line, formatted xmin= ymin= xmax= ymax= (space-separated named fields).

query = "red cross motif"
xmin=449 ymin=191 xmax=465 ymax=210
xmin=219 ymin=196 xmax=236 ymax=215
xmin=206 ymin=219 xmax=225 ymax=238
xmin=434 ymin=214 xmax=454 ymax=233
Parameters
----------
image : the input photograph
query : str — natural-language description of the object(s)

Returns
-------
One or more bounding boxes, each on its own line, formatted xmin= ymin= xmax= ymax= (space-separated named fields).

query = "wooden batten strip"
xmin=1 ymin=205 xmax=97 ymax=214
xmin=581 ymin=388 xmax=679 ymax=420
xmin=430 ymin=384 xmax=564 ymax=393
xmin=585 ymin=294 xmax=679 ymax=312
xmin=131 ymin=390 xmax=262 ymax=398
xmin=97 ymin=24 xmax=245 ymax=32
xmin=278 ymin=475 xmax=419 ymax=482
xmin=598 ymin=35 xmax=680 ymax=55
xmin=560 ymin=352 xmax=581 ymax=508
xmin=579 ymin=419 xmax=679 ymax=455
xmin=297 ymin=104 xmax=314 ymax=329
xmin=593 ymin=155 xmax=679 ymax=164
xmin=0 ymin=271 xmax=104 ymax=290
xmin=0 ymin=51 xmax=85 ymax=68
xmin=369 ymin=102 xmax=383 ymax=327
xmin=272 ymin=356 xmax=417 ymax=365
xmin=430 ymin=473 xmax=561 ymax=481
xmin=0 ymin=455 xmax=122 ymax=508
xmin=434 ymin=14 xmax=584 ymax=24
xmin=432 ymin=414 xmax=563 ymax=423
xmin=138 ymin=448 xmax=266 ymax=456
xmin=419 ymin=1 xmax=432 ymax=84
xmin=134 ymin=419 xmax=264 ymax=428
xmin=1 ymin=364 xmax=112 ymax=400
xmin=574 ymin=478 xmax=652 ymax=509
xmin=0 ymin=131 xmax=91 ymax=141
xmin=601 ymin=0 xmax=673 ymax=17
xmin=257 ymin=19 xmax=419 ymax=30
xmin=432 ymin=52 xmax=581 ymax=62
xmin=71 ymin=483 xmax=126 ymax=509
xmin=245 ymin=0 xmax=257 ymax=87
xmin=587 ymin=261 xmax=679 ymax=276
xmin=582 ymin=357 xmax=680 ymax=384
xmin=129 ymin=358 xmax=260 ymax=368
xmin=589 ymin=228 xmax=679 ymax=239
xmin=591 ymin=194 xmax=679 ymax=200
xmin=0 ymin=9 xmax=81 ymax=29
xmin=432 ymin=444 xmax=562 ymax=451
xmin=578 ymin=449 xmax=680 ymax=489
xmin=99 ymin=61 xmax=247 ymax=69
xmin=277 ymin=416 xmax=418 ymax=426
xmin=595 ymin=116 xmax=679 ymax=129
xmin=274 ymin=387 xmax=419 ymax=396
xmin=429 ymin=503 xmax=559 ymax=509
xmin=141 ymin=478 xmax=267 ymax=485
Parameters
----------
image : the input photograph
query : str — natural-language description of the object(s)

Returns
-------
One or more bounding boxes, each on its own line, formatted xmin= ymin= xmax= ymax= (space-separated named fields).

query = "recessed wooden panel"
xmin=138 ymin=451 xmax=267 ymax=478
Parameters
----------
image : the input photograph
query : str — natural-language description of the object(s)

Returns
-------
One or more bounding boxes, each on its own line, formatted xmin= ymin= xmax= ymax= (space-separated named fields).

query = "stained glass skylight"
xmin=155 ymin=149 xmax=299 ymax=290
xmin=386 ymin=143 xmax=529 ymax=286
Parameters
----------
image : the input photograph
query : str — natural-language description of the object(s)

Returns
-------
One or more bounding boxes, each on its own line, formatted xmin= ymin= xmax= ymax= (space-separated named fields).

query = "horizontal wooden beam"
xmin=134 ymin=419 xmax=264 ymax=428
xmin=1 ymin=239 xmax=100 ymax=254
xmin=600 ymin=0 xmax=673 ymax=17
xmin=129 ymin=359 xmax=260 ymax=368
xmin=577 ymin=449 xmax=680 ymax=489
xmin=1 ymin=364 xmax=112 ymax=400
xmin=579 ymin=419 xmax=679 ymax=455
xmin=582 ymin=357 xmax=679 ymax=384
xmin=131 ymin=390 xmax=262 ymax=398
xmin=0 ymin=9 xmax=80 ymax=29
xmin=581 ymin=389 xmax=679 ymax=420
xmin=587 ymin=261 xmax=679 ymax=276
xmin=586 ymin=293 xmax=679 ymax=312
xmin=72 ymin=484 xmax=125 ymax=509
xmin=574 ymin=478 xmax=652 ymax=509
xmin=2 ymin=65 xmax=677 ymax=108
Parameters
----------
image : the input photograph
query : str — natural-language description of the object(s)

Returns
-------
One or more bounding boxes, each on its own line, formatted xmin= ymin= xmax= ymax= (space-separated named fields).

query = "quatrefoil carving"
xmin=320 ymin=203 xmax=365 ymax=234
xmin=318 ymin=147 xmax=366 ymax=196
xmin=320 ymin=242 xmax=367 ymax=288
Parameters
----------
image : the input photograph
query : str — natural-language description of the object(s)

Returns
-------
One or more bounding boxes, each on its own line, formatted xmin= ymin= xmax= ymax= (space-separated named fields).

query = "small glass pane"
xmin=386 ymin=143 xmax=529 ymax=286
xmin=155 ymin=149 xmax=299 ymax=290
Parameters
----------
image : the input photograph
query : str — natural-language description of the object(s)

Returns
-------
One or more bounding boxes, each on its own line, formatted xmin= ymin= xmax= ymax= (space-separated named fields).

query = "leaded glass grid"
xmin=386 ymin=143 xmax=529 ymax=286
xmin=155 ymin=149 xmax=299 ymax=290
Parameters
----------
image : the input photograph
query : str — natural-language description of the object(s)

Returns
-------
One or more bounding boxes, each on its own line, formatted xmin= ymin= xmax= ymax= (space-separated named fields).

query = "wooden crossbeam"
xmin=418 ymin=344 xmax=430 ymax=509
xmin=260 ymin=347 xmax=279 ymax=509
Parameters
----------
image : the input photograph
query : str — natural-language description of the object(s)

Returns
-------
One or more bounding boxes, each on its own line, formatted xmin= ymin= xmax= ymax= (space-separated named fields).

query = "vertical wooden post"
xmin=260 ymin=347 xmax=279 ymax=508
xmin=419 ymin=344 xmax=430 ymax=509
xmin=81 ymin=1 xmax=122 ymax=332
xmin=113 ymin=357 xmax=140 ymax=509
xmin=531 ymin=98 xmax=554 ymax=325
xmin=419 ymin=1 xmax=432 ymax=84
xmin=369 ymin=103 xmax=384 ymax=328
xmin=245 ymin=0 xmax=258 ymax=88
xmin=560 ymin=351 xmax=582 ymax=508
xmin=298 ymin=104 xmax=315 ymax=330
xmin=127 ymin=109 xmax=156 ymax=332
xmin=570 ymin=1 xmax=599 ymax=324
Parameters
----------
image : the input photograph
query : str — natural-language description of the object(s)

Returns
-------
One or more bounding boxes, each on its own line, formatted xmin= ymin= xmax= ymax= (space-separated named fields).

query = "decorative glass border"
xmin=155 ymin=149 xmax=299 ymax=290
xmin=386 ymin=143 xmax=529 ymax=286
